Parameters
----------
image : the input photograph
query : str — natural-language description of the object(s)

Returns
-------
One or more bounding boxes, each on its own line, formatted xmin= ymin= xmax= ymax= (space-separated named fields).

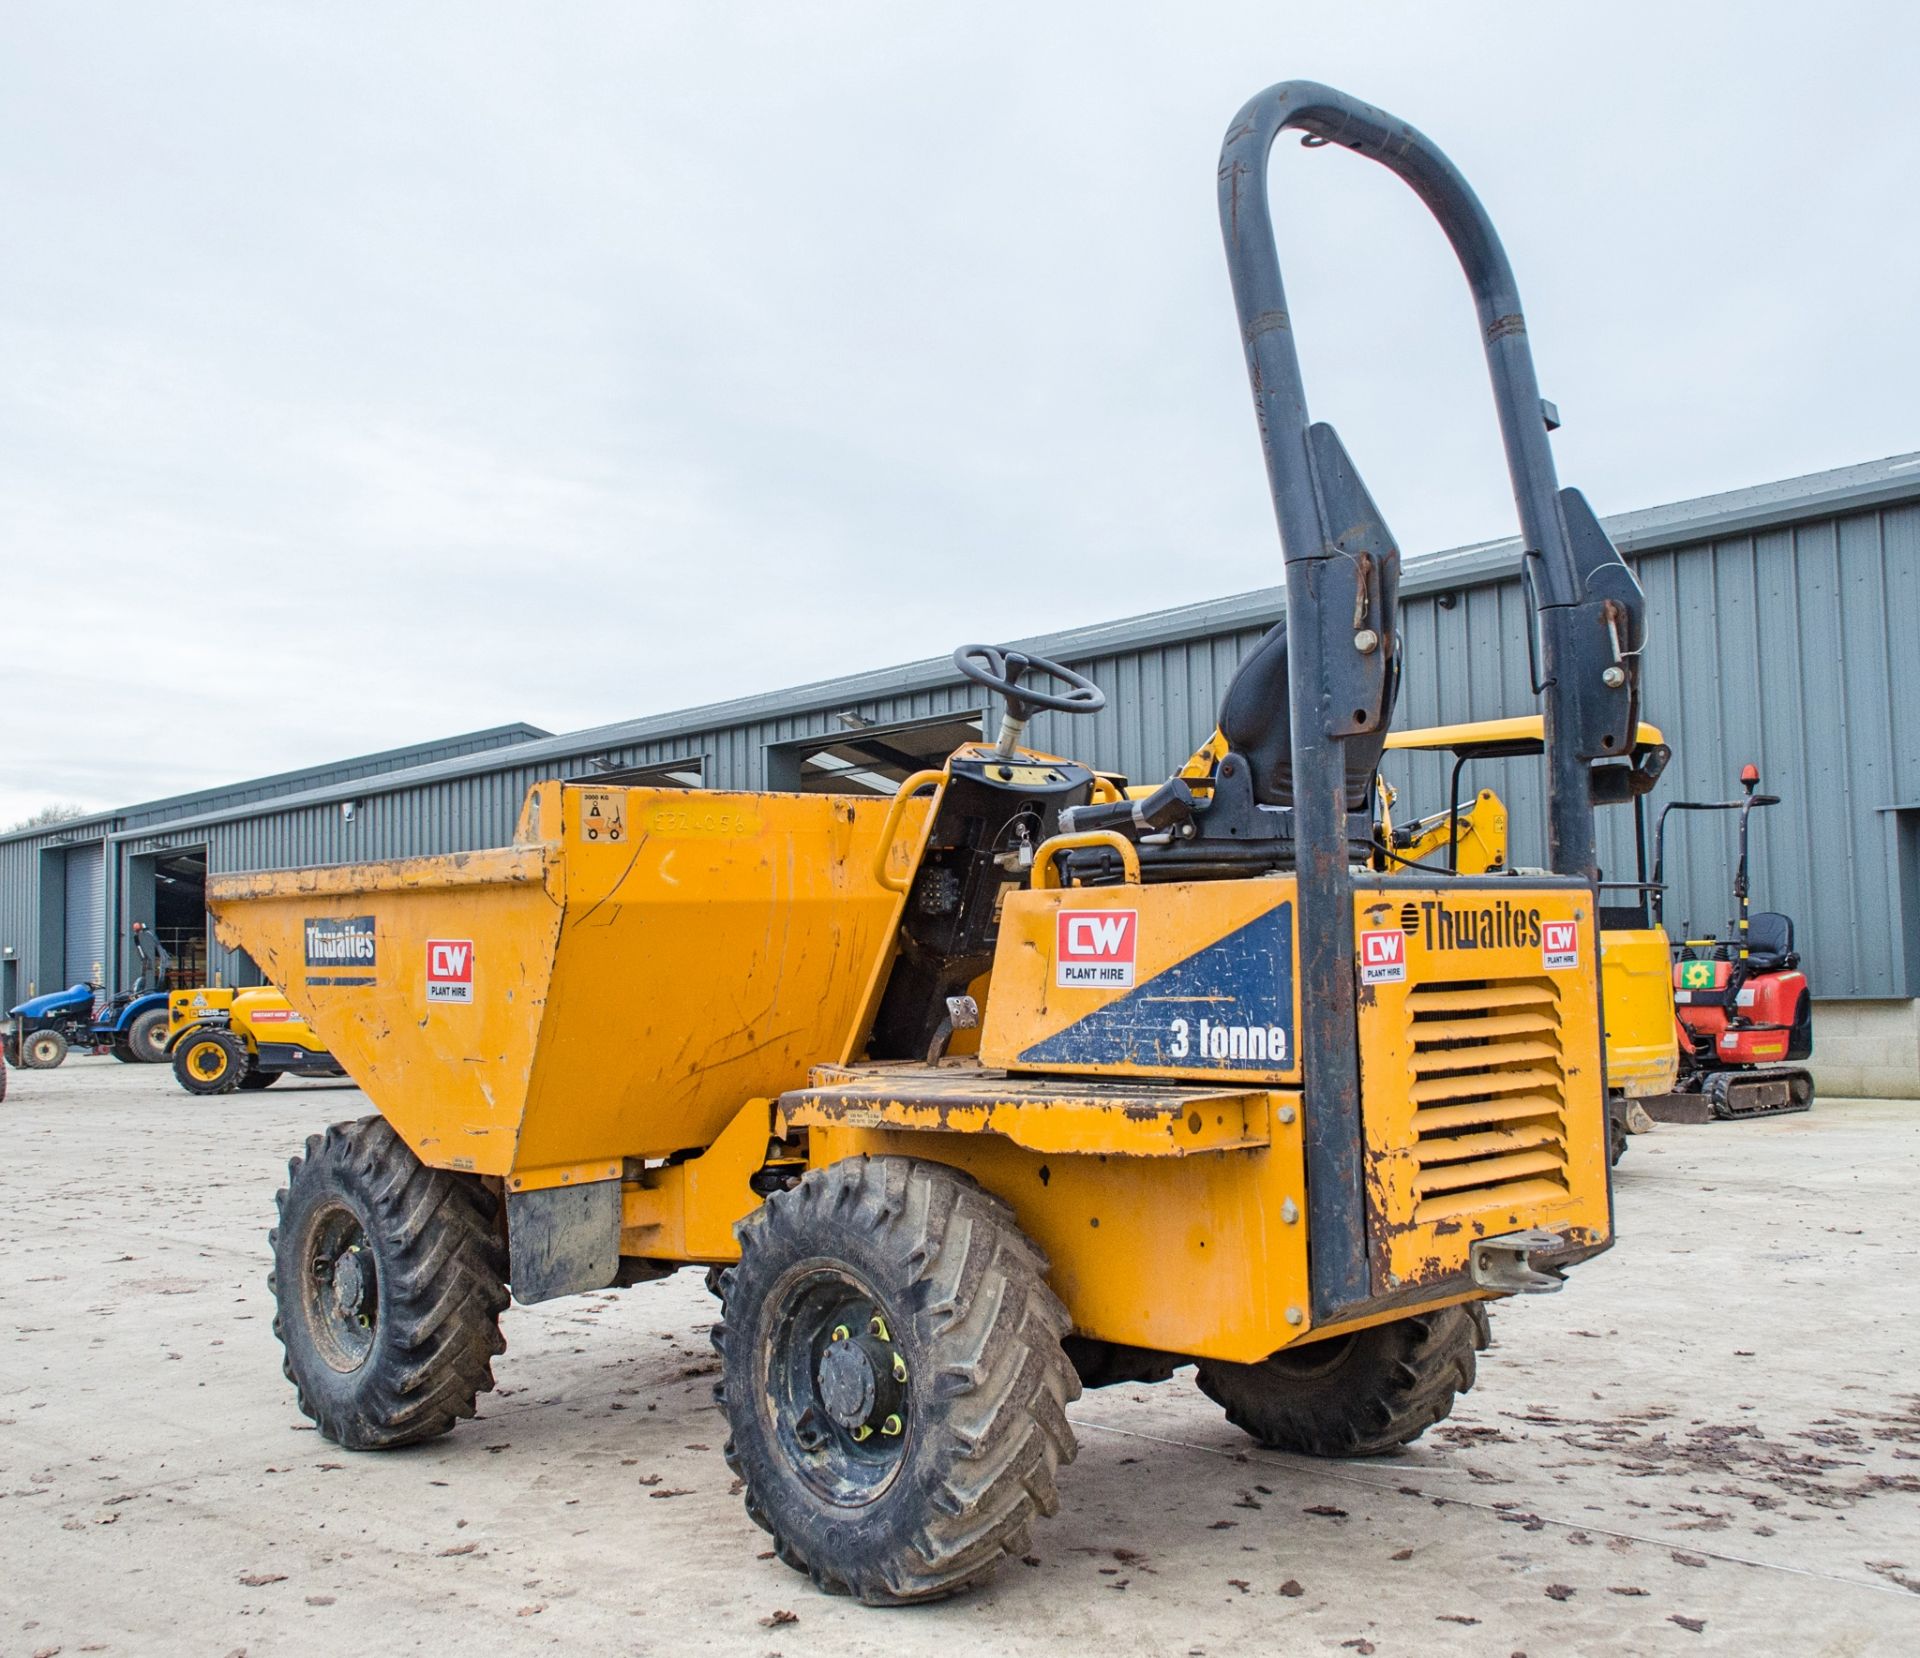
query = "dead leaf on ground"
xmin=438 ymin=1543 xmax=477 ymax=1556
xmin=760 ymin=1609 xmax=798 ymax=1628
xmin=1609 ymin=1586 xmax=1648 ymax=1597
xmin=1279 ymin=1579 xmax=1304 ymax=1597
xmin=1227 ymin=1579 xmax=1250 ymax=1594
xmin=1669 ymin=1615 xmax=1706 ymax=1633
xmin=237 ymin=1573 xmax=287 ymax=1587
xmin=1545 ymin=1584 xmax=1575 ymax=1601
xmin=1305 ymin=1505 xmax=1348 ymax=1519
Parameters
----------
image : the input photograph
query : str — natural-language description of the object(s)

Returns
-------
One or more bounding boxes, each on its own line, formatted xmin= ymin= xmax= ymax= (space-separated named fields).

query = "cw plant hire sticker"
xmin=1542 ymin=919 xmax=1580 ymax=971
xmin=426 ymin=939 xmax=475 ymax=1004
xmin=1056 ymin=909 xmax=1136 ymax=988
xmin=1359 ymin=928 xmax=1407 ymax=984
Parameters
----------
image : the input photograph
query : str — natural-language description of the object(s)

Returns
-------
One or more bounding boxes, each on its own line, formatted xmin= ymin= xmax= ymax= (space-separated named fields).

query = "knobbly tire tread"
xmin=1196 ymin=1304 xmax=1487 ymax=1458
xmin=21 ymin=1029 xmax=68 ymax=1069
xmin=713 ymin=1156 xmax=1080 ymax=1605
xmin=268 ymin=1114 xmax=508 ymax=1450
xmin=126 ymin=1006 xmax=170 ymax=1063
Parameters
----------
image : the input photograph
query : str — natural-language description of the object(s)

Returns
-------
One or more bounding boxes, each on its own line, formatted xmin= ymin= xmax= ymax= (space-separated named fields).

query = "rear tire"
xmin=238 ymin=1069 xmax=282 ymax=1091
xmin=269 ymin=1115 xmax=508 ymax=1449
xmin=126 ymin=1007 xmax=170 ymax=1063
xmin=715 ymin=1156 xmax=1079 ymax=1604
xmin=173 ymin=1030 xmax=246 ymax=1095
xmin=1196 ymin=1304 xmax=1486 ymax=1458
xmin=20 ymin=1029 xmax=68 ymax=1069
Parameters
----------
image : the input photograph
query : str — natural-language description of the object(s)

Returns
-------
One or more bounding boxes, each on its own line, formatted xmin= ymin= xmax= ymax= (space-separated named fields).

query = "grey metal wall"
xmin=1377 ymin=500 xmax=1920 ymax=1000
xmin=10 ymin=470 xmax=1920 ymax=1004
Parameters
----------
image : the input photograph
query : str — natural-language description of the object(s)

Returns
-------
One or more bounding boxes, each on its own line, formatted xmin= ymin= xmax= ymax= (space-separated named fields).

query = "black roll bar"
xmin=1218 ymin=82 xmax=1646 ymax=1320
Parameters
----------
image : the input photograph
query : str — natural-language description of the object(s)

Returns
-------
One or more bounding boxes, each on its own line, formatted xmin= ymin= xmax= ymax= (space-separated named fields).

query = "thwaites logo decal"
xmin=426 ymin=939 xmax=475 ymax=1004
xmin=1411 ymin=898 xmax=1543 ymax=952
xmin=1056 ymin=909 xmax=1137 ymax=988
xmin=1359 ymin=928 xmax=1407 ymax=984
xmin=1542 ymin=919 xmax=1580 ymax=971
xmin=304 ymin=917 xmax=376 ymax=985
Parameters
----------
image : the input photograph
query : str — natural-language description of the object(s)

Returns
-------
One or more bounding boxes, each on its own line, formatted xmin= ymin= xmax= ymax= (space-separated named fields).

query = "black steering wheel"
xmin=952 ymin=644 xmax=1106 ymax=720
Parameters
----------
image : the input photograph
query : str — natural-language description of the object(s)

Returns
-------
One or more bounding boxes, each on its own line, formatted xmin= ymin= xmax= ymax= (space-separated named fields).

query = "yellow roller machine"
xmin=210 ymin=80 xmax=1650 ymax=1606
xmin=1380 ymin=717 xmax=1679 ymax=1161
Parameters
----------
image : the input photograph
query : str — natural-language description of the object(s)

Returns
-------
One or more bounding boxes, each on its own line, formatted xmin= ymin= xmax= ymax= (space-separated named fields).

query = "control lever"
xmin=1058 ymin=778 xmax=1196 ymax=839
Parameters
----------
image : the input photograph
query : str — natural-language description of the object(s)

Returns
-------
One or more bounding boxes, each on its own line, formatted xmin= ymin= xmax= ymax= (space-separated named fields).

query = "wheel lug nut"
xmin=881 ymin=1414 xmax=903 ymax=1437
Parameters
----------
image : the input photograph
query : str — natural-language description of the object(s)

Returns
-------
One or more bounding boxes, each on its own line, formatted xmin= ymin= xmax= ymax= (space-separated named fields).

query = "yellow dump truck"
xmin=1380 ymin=717 xmax=1680 ymax=1160
xmin=209 ymin=79 xmax=1651 ymax=1605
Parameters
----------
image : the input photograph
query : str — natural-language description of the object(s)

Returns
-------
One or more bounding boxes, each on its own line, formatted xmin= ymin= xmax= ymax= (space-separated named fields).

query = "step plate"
xmin=780 ymin=1061 xmax=1280 ymax=1157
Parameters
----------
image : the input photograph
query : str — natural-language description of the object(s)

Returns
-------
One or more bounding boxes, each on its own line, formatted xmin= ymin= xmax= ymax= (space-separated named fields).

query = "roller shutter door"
xmin=63 ymin=842 xmax=105 ymax=988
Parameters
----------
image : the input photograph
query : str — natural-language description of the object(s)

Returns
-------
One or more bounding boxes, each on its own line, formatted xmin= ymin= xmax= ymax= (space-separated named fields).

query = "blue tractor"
xmin=4 ymin=922 xmax=174 ymax=1069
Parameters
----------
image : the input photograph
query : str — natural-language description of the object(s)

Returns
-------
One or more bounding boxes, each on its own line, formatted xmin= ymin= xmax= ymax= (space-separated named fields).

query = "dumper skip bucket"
xmin=208 ymin=781 xmax=923 ymax=1184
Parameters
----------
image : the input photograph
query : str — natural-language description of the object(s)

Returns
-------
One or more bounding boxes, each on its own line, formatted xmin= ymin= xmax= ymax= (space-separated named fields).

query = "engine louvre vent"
xmin=1403 ymin=977 xmax=1570 ymax=1225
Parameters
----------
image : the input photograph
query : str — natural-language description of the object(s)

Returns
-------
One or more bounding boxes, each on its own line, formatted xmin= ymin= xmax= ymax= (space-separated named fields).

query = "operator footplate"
xmin=778 ymin=1060 xmax=1279 ymax=1157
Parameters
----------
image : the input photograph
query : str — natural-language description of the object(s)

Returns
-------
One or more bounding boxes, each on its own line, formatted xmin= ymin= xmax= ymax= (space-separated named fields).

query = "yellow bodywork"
xmin=1601 ymin=927 xmax=1681 ymax=1096
xmin=209 ymin=754 xmax=1613 ymax=1367
xmin=167 ymin=985 xmax=330 ymax=1056
xmin=208 ymin=782 xmax=926 ymax=1183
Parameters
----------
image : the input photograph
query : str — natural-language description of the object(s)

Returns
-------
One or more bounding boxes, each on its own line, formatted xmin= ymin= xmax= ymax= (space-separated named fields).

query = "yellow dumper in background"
xmin=1380 ymin=717 xmax=1680 ymax=1161
xmin=210 ymin=79 xmax=1651 ymax=1605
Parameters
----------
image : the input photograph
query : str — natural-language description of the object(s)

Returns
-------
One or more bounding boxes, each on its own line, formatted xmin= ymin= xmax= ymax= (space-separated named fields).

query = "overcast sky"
xmin=3 ymin=3 xmax=1916 ymax=826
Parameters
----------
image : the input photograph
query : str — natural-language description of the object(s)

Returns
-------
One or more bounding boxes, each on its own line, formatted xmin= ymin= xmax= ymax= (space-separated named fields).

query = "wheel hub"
xmin=817 ymin=1337 xmax=879 ymax=1429
xmin=331 ymin=1248 xmax=367 ymax=1319
xmin=814 ymin=1316 xmax=907 ymax=1442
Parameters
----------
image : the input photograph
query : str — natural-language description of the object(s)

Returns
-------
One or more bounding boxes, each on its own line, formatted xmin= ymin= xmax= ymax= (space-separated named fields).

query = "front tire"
xmin=269 ymin=1115 xmax=508 ymax=1449
xmin=173 ymin=1030 xmax=246 ymax=1094
xmin=1196 ymin=1304 xmax=1487 ymax=1458
xmin=716 ymin=1157 xmax=1079 ymax=1605
xmin=20 ymin=1029 xmax=68 ymax=1069
xmin=126 ymin=1007 xmax=170 ymax=1063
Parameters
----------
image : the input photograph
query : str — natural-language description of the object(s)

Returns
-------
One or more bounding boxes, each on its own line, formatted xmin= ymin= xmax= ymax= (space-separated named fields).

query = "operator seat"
xmin=1742 ymin=911 xmax=1796 ymax=972
xmin=1218 ymin=618 xmax=1401 ymax=810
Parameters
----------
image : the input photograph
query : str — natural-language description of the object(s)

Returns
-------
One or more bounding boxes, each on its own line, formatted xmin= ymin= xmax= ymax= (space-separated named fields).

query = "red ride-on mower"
xmin=1652 ymin=764 xmax=1813 ymax=1119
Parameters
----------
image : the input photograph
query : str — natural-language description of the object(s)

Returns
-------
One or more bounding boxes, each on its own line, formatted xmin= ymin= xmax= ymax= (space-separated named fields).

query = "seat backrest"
xmin=1745 ymin=910 xmax=1794 ymax=969
xmin=1218 ymin=620 xmax=1399 ymax=810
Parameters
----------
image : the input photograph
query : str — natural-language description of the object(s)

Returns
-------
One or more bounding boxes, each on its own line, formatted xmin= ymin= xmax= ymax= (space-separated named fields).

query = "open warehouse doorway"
xmin=124 ymin=845 xmax=209 ymax=990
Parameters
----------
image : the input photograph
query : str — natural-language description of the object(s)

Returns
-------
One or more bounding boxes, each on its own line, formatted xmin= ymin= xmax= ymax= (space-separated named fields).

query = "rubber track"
xmin=268 ymin=1115 xmax=509 ymax=1449
xmin=714 ymin=1157 xmax=1080 ymax=1603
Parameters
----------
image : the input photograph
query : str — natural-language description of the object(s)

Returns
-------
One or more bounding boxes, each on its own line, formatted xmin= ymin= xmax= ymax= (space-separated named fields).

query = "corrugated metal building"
xmin=7 ymin=452 xmax=1919 ymax=1091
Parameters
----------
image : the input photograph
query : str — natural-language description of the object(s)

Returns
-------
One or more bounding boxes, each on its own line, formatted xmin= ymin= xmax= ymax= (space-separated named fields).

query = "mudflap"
xmin=1704 ymin=1069 xmax=1814 ymax=1120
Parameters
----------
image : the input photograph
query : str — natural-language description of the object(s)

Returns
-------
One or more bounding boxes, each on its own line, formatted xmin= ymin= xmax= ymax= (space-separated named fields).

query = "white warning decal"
xmin=579 ymin=789 xmax=625 ymax=843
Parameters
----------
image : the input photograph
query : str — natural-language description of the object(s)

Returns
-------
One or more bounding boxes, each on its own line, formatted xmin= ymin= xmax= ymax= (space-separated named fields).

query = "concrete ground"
xmin=3 ymin=1060 xmax=1916 ymax=1658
